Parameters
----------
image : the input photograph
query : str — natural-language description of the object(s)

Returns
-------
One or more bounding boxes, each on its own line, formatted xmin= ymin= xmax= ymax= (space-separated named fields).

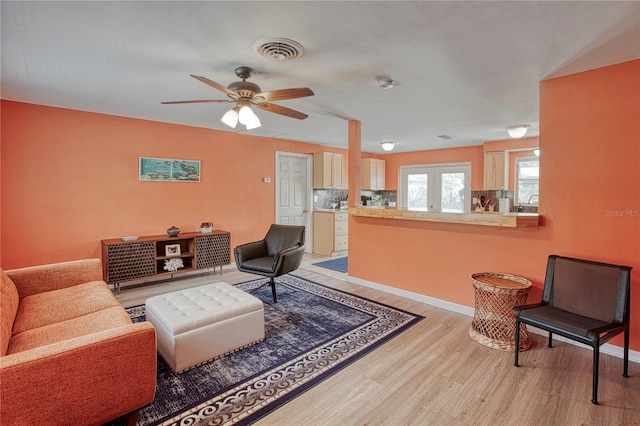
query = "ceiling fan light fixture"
xmin=380 ymin=141 xmax=396 ymax=151
xmin=238 ymin=105 xmax=256 ymax=125
xmin=164 ymin=67 xmax=311 ymax=129
xmin=506 ymin=124 xmax=530 ymax=139
xmin=221 ymin=108 xmax=239 ymax=128
xmin=237 ymin=104 xmax=261 ymax=129
xmin=245 ymin=114 xmax=261 ymax=130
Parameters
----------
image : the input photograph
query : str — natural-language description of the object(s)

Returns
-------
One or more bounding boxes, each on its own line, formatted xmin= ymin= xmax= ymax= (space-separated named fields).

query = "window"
xmin=516 ymin=156 xmax=539 ymax=205
xmin=400 ymin=163 xmax=471 ymax=211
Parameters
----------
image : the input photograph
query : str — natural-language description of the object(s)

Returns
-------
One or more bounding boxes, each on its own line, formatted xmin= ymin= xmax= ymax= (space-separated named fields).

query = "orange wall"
xmin=349 ymin=59 xmax=640 ymax=350
xmin=380 ymin=139 xmax=538 ymax=192
xmin=483 ymin=136 xmax=539 ymax=152
xmin=0 ymin=101 xmax=345 ymax=269
xmin=2 ymin=60 xmax=638 ymax=352
xmin=383 ymin=145 xmax=485 ymax=190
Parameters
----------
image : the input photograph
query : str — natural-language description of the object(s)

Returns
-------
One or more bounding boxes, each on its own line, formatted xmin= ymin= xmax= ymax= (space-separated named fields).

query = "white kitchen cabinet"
xmin=361 ymin=158 xmax=385 ymax=190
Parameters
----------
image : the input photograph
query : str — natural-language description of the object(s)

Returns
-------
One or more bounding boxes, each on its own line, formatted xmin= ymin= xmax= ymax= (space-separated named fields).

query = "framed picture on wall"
xmin=165 ymin=244 xmax=181 ymax=257
xmin=139 ymin=157 xmax=201 ymax=182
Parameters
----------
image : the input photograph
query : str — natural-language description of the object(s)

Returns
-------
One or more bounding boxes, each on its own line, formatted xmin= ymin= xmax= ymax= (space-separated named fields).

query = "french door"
xmin=399 ymin=163 xmax=471 ymax=212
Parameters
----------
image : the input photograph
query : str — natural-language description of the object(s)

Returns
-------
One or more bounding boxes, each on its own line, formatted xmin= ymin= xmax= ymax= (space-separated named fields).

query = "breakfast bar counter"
xmin=349 ymin=207 xmax=539 ymax=228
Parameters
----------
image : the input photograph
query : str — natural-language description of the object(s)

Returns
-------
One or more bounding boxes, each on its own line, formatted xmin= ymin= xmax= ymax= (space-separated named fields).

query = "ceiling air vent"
xmin=253 ymin=38 xmax=304 ymax=62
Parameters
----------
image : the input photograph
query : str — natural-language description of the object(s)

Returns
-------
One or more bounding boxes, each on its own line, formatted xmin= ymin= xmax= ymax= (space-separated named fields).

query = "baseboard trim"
xmin=346 ymin=274 xmax=640 ymax=364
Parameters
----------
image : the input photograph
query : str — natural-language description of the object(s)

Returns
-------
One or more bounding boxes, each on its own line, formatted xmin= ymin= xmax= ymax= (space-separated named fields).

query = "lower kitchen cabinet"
xmin=313 ymin=210 xmax=348 ymax=256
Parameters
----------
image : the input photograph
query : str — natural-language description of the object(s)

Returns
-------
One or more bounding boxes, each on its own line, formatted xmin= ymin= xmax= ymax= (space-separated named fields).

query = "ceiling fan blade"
xmin=161 ymin=99 xmax=234 ymax=105
xmin=253 ymin=87 xmax=314 ymax=102
xmin=255 ymin=102 xmax=309 ymax=120
xmin=190 ymin=74 xmax=240 ymax=100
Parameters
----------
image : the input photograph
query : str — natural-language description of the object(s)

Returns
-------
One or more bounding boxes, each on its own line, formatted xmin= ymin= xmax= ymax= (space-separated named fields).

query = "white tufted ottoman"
xmin=145 ymin=282 xmax=264 ymax=373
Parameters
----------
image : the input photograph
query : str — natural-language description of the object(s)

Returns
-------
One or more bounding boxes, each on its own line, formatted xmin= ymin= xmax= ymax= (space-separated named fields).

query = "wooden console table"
xmin=101 ymin=230 xmax=230 ymax=292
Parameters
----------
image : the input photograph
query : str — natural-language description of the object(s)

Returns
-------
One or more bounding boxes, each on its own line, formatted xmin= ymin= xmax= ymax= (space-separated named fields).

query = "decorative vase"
xmin=167 ymin=226 xmax=180 ymax=237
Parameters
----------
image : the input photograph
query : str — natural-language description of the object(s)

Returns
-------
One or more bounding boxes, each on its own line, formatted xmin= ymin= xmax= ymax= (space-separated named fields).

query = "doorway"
xmin=275 ymin=152 xmax=313 ymax=253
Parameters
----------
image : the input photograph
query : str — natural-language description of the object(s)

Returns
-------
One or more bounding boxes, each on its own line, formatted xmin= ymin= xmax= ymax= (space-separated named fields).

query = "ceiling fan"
xmin=162 ymin=66 xmax=314 ymax=129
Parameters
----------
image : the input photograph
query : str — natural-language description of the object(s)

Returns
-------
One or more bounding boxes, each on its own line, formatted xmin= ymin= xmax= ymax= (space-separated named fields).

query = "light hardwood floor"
xmin=115 ymin=254 xmax=640 ymax=425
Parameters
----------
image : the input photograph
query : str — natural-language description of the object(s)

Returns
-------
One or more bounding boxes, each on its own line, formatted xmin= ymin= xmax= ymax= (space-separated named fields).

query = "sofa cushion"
xmin=7 ymin=305 xmax=133 ymax=354
xmin=1 ymin=270 xmax=20 ymax=356
xmin=12 ymin=281 xmax=120 ymax=335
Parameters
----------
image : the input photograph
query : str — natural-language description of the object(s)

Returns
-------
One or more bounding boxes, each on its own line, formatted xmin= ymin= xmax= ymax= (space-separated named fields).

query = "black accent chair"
xmin=513 ymin=255 xmax=632 ymax=404
xmin=234 ymin=224 xmax=305 ymax=303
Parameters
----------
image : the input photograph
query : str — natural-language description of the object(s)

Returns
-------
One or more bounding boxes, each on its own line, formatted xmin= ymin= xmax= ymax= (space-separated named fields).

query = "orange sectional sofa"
xmin=0 ymin=259 xmax=157 ymax=425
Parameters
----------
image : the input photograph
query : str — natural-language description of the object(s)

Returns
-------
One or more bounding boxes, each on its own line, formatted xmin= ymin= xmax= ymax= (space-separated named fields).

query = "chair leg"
xmin=592 ymin=346 xmax=600 ymax=404
xmin=270 ymin=277 xmax=278 ymax=303
xmin=514 ymin=319 xmax=521 ymax=367
xmin=548 ymin=332 xmax=553 ymax=348
xmin=248 ymin=277 xmax=280 ymax=303
xmin=249 ymin=279 xmax=272 ymax=294
xmin=623 ymin=329 xmax=629 ymax=378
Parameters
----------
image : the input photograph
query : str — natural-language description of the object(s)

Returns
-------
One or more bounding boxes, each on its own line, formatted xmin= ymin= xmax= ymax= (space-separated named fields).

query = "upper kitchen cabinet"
xmin=483 ymin=151 xmax=505 ymax=190
xmin=313 ymin=152 xmax=344 ymax=189
xmin=361 ymin=158 xmax=385 ymax=190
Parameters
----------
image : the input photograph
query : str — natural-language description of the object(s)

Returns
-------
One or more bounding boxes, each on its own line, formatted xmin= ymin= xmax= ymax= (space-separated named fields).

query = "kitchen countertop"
xmin=349 ymin=207 xmax=539 ymax=228
xmin=314 ymin=209 xmax=349 ymax=213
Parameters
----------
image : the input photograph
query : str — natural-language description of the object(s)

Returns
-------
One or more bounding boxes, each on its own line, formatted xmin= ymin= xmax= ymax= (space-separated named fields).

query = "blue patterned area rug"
xmin=312 ymin=256 xmax=348 ymax=273
xmin=120 ymin=274 xmax=422 ymax=426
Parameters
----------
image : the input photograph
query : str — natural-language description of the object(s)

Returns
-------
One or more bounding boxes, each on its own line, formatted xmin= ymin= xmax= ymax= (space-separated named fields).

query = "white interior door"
xmin=275 ymin=152 xmax=312 ymax=252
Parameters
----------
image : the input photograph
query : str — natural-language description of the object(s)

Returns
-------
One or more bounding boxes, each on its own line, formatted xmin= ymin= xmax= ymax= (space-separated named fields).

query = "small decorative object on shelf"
xmin=167 ymin=226 xmax=180 ymax=237
xmin=164 ymin=257 xmax=184 ymax=272
xmin=200 ymin=222 xmax=213 ymax=233
xmin=164 ymin=244 xmax=181 ymax=257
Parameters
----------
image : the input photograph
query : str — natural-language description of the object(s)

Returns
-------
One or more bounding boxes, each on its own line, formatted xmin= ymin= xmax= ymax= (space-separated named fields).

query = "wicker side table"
xmin=469 ymin=272 xmax=532 ymax=351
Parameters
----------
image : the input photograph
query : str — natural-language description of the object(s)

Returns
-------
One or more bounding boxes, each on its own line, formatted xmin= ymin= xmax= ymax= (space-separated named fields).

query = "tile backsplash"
xmin=313 ymin=189 xmax=348 ymax=210
xmin=360 ymin=190 xmax=397 ymax=207
xmin=314 ymin=189 xmax=538 ymax=213
xmin=312 ymin=189 xmax=398 ymax=209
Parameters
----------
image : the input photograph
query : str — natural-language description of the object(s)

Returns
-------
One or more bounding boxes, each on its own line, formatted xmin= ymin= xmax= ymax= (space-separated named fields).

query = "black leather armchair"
xmin=234 ymin=224 xmax=305 ymax=303
xmin=513 ymin=255 xmax=632 ymax=404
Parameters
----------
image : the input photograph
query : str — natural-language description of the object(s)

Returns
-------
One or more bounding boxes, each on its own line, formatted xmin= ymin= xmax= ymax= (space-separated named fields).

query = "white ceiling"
xmin=2 ymin=1 xmax=639 ymax=153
